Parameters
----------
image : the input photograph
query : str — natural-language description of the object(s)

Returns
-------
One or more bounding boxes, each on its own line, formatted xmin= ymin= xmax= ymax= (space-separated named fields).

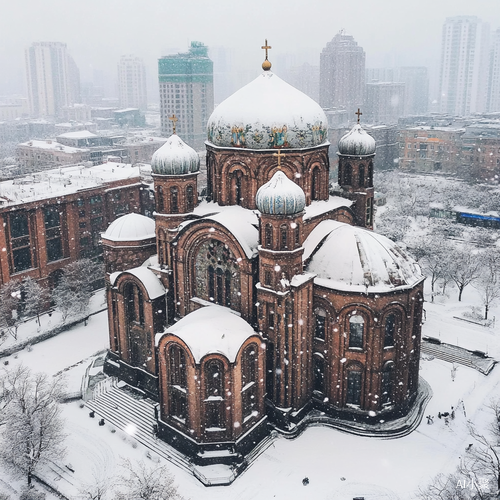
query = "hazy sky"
xmin=1 ymin=0 xmax=499 ymax=96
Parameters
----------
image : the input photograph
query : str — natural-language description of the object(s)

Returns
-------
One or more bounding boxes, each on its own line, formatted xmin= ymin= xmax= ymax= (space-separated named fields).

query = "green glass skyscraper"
xmin=158 ymin=42 xmax=214 ymax=150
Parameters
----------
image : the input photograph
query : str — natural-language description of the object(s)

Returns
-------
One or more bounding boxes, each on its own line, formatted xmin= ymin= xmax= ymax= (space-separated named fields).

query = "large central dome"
xmin=207 ymin=71 xmax=328 ymax=150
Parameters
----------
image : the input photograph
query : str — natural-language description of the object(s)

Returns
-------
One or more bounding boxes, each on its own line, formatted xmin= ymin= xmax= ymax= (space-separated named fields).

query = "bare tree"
xmin=446 ymin=248 xmax=482 ymax=302
xmin=0 ymin=280 xmax=22 ymax=340
xmin=113 ymin=459 xmax=184 ymax=500
xmin=474 ymin=251 xmax=500 ymax=320
xmin=0 ymin=365 xmax=66 ymax=486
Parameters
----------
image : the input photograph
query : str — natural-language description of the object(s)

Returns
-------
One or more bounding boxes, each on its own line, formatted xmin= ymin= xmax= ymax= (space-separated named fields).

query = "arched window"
xmin=366 ymin=197 xmax=373 ymax=227
xmin=157 ymin=186 xmax=164 ymax=212
xmin=186 ymin=185 xmax=195 ymax=212
xmin=204 ymin=360 xmax=225 ymax=429
xmin=295 ymin=226 xmax=300 ymax=247
xmin=169 ymin=345 xmax=187 ymax=422
xmin=280 ymin=224 xmax=288 ymax=249
xmin=368 ymin=161 xmax=374 ymax=187
xmin=344 ymin=163 xmax=352 ymax=185
xmin=313 ymin=353 xmax=325 ymax=393
xmin=124 ymin=283 xmax=144 ymax=326
xmin=312 ymin=167 xmax=321 ymax=200
xmin=230 ymin=170 xmax=244 ymax=205
xmin=170 ymin=187 xmax=178 ymax=213
xmin=314 ymin=308 xmax=326 ymax=340
xmin=359 ymin=165 xmax=365 ymax=187
xmin=384 ymin=313 xmax=396 ymax=347
xmin=381 ymin=362 xmax=394 ymax=406
xmin=346 ymin=367 xmax=362 ymax=406
xmin=265 ymin=224 xmax=273 ymax=248
xmin=242 ymin=345 xmax=258 ymax=419
xmin=349 ymin=314 xmax=364 ymax=348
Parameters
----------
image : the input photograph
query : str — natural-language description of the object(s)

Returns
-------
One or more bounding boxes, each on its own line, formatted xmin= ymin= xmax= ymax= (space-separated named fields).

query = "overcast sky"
xmin=1 ymin=0 xmax=499 ymax=96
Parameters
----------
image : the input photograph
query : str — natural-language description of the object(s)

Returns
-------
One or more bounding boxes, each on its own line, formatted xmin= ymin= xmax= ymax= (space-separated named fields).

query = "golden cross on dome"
xmin=355 ymin=108 xmax=362 ymax=123
xmin=273 ymin=149 xmax=285 ymax=168
xmin=261 ymin=39 xmax=272 ymax=71
xmin=169 ymin=114 xmax=178 ymax=134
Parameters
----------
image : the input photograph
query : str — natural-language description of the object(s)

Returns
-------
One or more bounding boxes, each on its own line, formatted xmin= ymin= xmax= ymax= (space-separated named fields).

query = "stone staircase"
xmin=421 ymin=340 xmax=496 ymax=375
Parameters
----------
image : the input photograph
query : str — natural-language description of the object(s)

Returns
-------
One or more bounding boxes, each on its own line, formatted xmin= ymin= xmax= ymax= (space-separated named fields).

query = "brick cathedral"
xmin=102 ymin=47 xmax=425 ymax=465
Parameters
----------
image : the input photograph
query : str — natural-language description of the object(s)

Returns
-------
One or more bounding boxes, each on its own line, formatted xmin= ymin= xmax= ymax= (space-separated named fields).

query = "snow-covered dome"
xmin=151 ymin=134 xmax=200 ymax=175
xmin=304 ymin=220 xmax=423 ymax=293
xmin=338 ymin=124 xmax=376 ymax=156
xmin=103 ymin=213 xmax=155 ymax=242
xmin=256 ymin=171 xmax=306 ymax=215
xmin=207 ymin=71 xmax=328 ymax=150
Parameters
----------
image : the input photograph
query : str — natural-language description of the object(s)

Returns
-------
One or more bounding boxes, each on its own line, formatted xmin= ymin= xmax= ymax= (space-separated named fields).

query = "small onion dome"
xmin=338 ymin=124 xmax=376 ymax=156
xmin=256 ymin=171 xmax=306 ymax=215
xmin=102 ymin=213 xmax=155 ymax=242
xmin=151 ymin=134 xmax=199 ymax=175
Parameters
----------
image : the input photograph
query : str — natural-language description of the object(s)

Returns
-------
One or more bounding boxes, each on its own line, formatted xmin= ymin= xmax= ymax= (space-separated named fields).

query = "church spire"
xmin=261 ymin=39 xmax=272 ymax=71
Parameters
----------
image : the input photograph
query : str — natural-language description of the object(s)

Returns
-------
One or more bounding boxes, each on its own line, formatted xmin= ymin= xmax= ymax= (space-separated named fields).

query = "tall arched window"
xmin=314 ymin=308 xmax=326 ymax=340
xmin=349 ymin=314 xmax=364 ymax=348
xmin=313 ymin=353 xmax=325 ymax=393
xmin=124 ymin=283 xmax=144 ymax=326
xmin=169 ymin=345 xmax=187 ymax=422
xmin=384 ymin=313 xmax=396 ymax=347
xmin=156 ymin=186 xmax=164 ymax=212
xmin=294 ymin=226 xmax=300 ymax=247
xmin=186 ymin=185 xmax=194 ymax=212
xmin=265 ymin=224 xmax=273 ymax=248
xmin=381 ymin=362 xmax=394 ymax=406
xmin=242 ymin=345 xmax=258 ymax=419
xmin=359 ymin=165 xmax=365 ymax=187
xmin=344 ymin=163 xmax=352 ymax=185
xmin=346 ymin=366 xmax=362 ymax=406
xmin=280 ymin=224 xmax=288 ymax=250
xmin=170 ymin=187 xmax=179 ymax=213
xmin=204 ymin=360 xmax=225 ymax=429
xmin=312 ymin=167 xmax=321 ymax=200
xmin=368 ymin=161 xmax=374 ymax=187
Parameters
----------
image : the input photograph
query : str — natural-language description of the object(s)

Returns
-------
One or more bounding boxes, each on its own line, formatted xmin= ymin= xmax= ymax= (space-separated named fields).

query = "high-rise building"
xmin=397 ymin=67 xmax=429 ymax=116
xmin=487 ymin=28 xmax=500 ymax=112
xmin=118 ymin=55 xmax=147 ymax=111
xmin=438 ymin=16 xmax=490 ymax=116
xmin=25 ymin=42 xmax=80 ymax=118
xmin=158 ymin=42 xmax=214 ymax=150
xmin=364 ymin=82 xmax=405 ymax=125
xmin=320 ymin=31 xmax=365 ymax=121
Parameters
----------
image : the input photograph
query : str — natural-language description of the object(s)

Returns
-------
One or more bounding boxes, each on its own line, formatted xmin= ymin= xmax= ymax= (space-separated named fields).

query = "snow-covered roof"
xmin=338 ymin=124 xmax=376 ymax=156
xmin=0 ymin=162 xmax=144 ymax=207
xmin=151 ymin=134 xmax=200 ymax=175
xmin=304 ymin=221 xmax=424 ymax=293
xmin=207 ymin=70 xmax=328 ymax=150
xmin=56 ymin=130 xmax=98 ymax=139
xmin=157 ymin=305 xmax=256 ymax=363
xmin=303 ymin=196 xmax=353 ymax=220
xmin=256 ymin=171 xmax=305 ymax=215
xmin=181 ymin=203 xmax=260 ymax=259
xmin=110 ymin=267 xmax=165 ymax=300
xmin=102 ymin=213 xmax=155 ymax=242
xmin=18 ymin=140 xmax=87 ymax=153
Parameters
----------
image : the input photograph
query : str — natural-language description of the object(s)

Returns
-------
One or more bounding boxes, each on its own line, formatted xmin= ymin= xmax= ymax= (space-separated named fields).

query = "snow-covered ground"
xmin=1 ymin=279 xmax=499 ymax=499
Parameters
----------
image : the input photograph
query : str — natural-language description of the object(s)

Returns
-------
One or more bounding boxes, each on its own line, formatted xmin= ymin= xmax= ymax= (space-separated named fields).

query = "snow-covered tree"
xmin=474 ymin=251 xmax=500 ymax=320
xmin=113 ymin=459 xmax=184 ymax=500
xmin=52 ymin=259 xmax=102 ymax=322
xmin=21 ymin=277 xmax=49 ymax=326
xmin=0 ymin=365 xmax=66 ymax=486
xmin=0 ymin=280 xmax=22 ymax=340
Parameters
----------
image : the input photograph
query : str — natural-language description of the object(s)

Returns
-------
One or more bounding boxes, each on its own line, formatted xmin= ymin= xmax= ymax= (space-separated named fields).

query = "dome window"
xmin=349 ymin=314 xmax=364 ymax=349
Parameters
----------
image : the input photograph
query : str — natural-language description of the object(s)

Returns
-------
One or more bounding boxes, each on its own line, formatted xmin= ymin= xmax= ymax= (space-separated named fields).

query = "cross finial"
xmin=261 ymin=39 xmax=272 ymax=71
xmin=273 ymin=149 xmax=285 ymax=168
xmin=355 ymin=108 xmax=362 ymax=123
xmin=169 ymin=114 xmax=178 ymax=134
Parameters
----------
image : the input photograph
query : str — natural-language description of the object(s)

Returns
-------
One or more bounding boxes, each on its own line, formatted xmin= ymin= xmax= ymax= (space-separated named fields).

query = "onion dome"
xmin=305 ymin=221 xmax=423 ymax=292
xmin=151 ymin=134 xmax=200 ymax=175
xmin=207 ymin=71 xmax=328 ymax=150
xmin=102 ymin=213 xmax=155 ymax=242
xmin=338 ymin=124 xmax=376 ymax=156
xmin=256 ymin=171 xmax=306 ymax=215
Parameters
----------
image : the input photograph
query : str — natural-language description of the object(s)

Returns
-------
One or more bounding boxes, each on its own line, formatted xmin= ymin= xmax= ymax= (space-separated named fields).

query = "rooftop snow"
xmin=56 ymin=130 xmax=98 ymax=139
xmin=0 ymin=162 xmax=145 ymax=207
xmin=103 ymin=213 xmax=155 ymax=242
xmin=156 ymin=305 xmax=257 ymax=362
xmin=18 ymin=140 xmax=87 ymax=153
xmin=303 ymin=196 xmax=352 ymax=220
